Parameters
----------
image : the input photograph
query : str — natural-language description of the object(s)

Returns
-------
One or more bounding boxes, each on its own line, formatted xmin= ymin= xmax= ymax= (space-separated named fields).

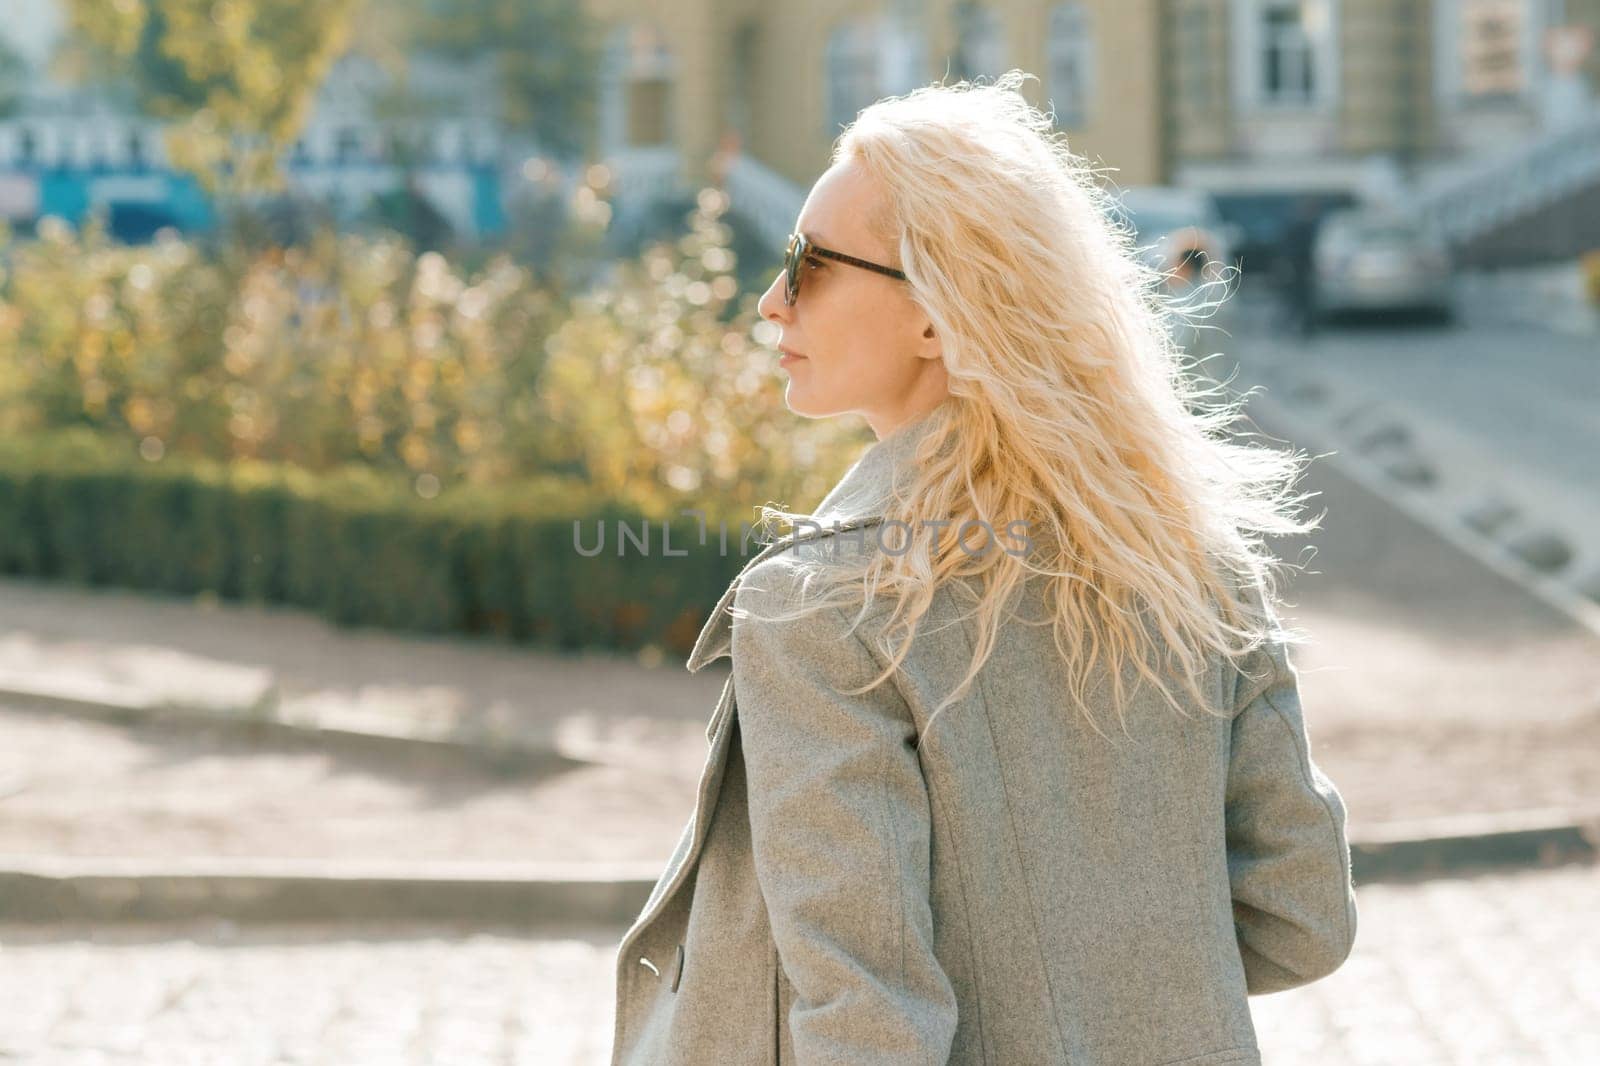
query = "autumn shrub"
xmin=0 ymin=426 xmax=741 ymax=654
xmin=0 ymin=214 xmax=560 ymax=492
xmin=0 ymin=185 xmax=867 ymax=523
xmin=0 ymin=185 xmax=880 ymax=653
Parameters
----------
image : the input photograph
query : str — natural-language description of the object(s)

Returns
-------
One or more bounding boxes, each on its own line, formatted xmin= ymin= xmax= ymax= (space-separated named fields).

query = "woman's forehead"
xmin=799 ymin=163 xmax=889 ymax=252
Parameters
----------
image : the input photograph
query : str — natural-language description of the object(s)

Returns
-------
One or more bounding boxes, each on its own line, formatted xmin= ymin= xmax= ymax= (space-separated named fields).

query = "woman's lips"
xmin=778 ymin=347 xmax=807 ymax=367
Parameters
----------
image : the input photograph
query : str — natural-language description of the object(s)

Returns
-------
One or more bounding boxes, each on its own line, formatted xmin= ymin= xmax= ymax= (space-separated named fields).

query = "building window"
xmin=950 ymin=2 xmax=1005 ymax=82
xmin=882 ymin=0 xmax=930 ymax=96
xmin=1175 ymin=1 xmax=1219 ymax=112
xmin=1460 ymin=0 xmax=1525 ymax=98
xmin=1047 ymin=3 xmax=1094 ymax=127
xmin=1432 ymin=0 xmax=1546 ymax=108
xmin=600 ymin=24 xmax=675 ymax=153
xmin=729 ymin=22 xmax=759 ymax=142
xmin=825 ymin=18 xmax=883 ymax=135
xmin=1234 ymin=0 xmax=1337 ymax=110
xmin=1260 ymin=1 xmax=1315 ymax=104
xmin=625 ymin=78 xmax=672 ymax=146
xmin=625 ymin=24 xmax=674 ymax=149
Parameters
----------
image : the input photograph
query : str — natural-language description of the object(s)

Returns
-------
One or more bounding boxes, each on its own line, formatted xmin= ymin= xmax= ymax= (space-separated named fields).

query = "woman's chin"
xmin=784 ymin=391 xmax=850 ymax=420
xmin=783 ymin=371 xmax=856 ymax=418
xmin=783 ymin=382 xmax=817 ymax=416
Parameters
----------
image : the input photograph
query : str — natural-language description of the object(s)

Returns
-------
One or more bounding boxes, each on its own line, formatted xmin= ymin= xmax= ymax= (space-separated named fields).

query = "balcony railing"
xmin=604 ymin=146 xmax=685 ymax=215
xmin=1415 ymin=108 xmax=1600 ymax=250
xmin=722 ymin=153 xmax=804 ymax=255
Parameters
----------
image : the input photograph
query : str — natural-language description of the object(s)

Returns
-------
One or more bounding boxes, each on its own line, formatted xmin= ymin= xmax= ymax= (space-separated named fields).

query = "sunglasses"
xmin=783 ymin=231 xmax=908 ymax=306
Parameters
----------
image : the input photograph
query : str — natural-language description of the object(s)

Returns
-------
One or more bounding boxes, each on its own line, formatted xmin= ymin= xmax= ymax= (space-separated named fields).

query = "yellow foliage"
xmin=0 ymin=189 xmax=872 ymax=522
xmin=1582 ymin=250 xmax=1600 ymax=307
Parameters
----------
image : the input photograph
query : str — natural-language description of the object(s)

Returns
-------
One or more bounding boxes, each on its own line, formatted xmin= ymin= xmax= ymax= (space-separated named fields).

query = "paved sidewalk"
xmin=1 ymin=382 xmax=1598 ymax=912
xmin=0 ymin=698 xmax=694 ymax=867
xmin=1243 ymin=435 xmax=1600 ymax=830
xmin=0 ymin=573 xmax=729 ymax=771
xmin=1 ymin=861 xmax=1595 ymax=1065
xmin=3 ymin=451 xmax=1598 ymax=868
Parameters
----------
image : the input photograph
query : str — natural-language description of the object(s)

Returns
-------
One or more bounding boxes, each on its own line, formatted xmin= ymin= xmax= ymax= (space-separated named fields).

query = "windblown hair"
xmin=738 ymin=71 xmax=1322 ymax=743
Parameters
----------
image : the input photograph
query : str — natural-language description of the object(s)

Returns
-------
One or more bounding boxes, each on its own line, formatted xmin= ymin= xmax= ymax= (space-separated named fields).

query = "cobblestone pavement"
xmin=0 ymin=921 xmax=620 ymax=1066
xmin=2 ymin=861 xmax=1595 ymax=1065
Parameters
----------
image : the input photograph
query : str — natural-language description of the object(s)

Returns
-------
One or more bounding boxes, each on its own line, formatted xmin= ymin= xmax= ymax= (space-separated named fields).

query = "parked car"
xmin=1211 ymin=190 xmax=1358 ymax=277
xmin=1110 ymin=186 xmax=1239 ymax=287
xmin=1311 ymin=208 xmax=1455 ymax=322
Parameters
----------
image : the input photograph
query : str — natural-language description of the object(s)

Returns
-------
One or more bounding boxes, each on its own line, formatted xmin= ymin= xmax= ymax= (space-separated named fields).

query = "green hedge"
xmin=0 ymin=430 xmax=761 ymax=656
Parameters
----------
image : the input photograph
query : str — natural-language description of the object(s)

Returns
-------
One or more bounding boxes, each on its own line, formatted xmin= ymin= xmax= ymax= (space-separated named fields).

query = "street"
xmin=2 ymin=861 xmax=1596 ymax=1064
xmin=1212 ymin=294 xmax=1600 ymax=581
xmin=1229 ymin=309 xmax=1598 ymax=501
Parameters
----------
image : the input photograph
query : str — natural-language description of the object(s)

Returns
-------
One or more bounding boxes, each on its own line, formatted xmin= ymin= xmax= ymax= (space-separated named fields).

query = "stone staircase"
xmin=722 ymin=152 xmax=804 ymax=255
xmin=1414 ymin=110 xmax=1600 ymax=267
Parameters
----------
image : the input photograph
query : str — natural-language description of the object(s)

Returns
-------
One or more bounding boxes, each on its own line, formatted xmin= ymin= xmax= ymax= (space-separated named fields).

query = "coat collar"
xmin=684 ymin=407 xmax=943 ymax=674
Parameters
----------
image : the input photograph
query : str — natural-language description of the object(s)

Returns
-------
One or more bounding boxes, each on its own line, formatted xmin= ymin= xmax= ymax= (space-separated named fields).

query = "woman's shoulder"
xmin=732 ymin=530 xmax=881 ymax=611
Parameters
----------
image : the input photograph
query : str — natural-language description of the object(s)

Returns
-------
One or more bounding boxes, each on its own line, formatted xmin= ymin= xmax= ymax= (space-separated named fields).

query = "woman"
xmin=611 ymin=72 xmax=1357 ymax=1065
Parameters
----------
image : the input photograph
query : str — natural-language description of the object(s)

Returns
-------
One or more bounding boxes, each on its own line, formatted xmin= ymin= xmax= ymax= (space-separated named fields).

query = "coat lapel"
xmin=616 ymin=411 xmax=945 ymax=972
xmin=683 ymin=410 xmax=941 ymax=681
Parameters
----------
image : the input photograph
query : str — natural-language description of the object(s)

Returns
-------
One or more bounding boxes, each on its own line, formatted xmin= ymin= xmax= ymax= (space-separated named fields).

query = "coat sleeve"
xmin=1225 ymin=621 xmax=1360 ymax=995
xmin=731 ymin=557 xmax=958 ymax=1064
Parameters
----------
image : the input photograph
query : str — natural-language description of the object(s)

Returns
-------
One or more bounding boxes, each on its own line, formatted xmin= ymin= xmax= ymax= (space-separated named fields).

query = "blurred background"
xmin=0 ymin=2 xmax=1597 ymax=1064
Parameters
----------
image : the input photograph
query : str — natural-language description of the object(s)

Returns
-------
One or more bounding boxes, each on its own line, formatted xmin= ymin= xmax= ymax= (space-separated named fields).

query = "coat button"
xmin=669 ymin=944 xmax=685 ymax=993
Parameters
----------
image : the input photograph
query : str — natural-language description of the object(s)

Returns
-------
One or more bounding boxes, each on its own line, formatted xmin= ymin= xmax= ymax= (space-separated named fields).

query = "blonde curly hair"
xmin=738 ymin=71 xmax=1323 ymax=742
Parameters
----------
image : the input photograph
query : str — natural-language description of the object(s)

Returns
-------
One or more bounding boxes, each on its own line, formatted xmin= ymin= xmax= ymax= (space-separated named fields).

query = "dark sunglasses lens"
xmin=785 ymin=235 xmax=803 ymax=304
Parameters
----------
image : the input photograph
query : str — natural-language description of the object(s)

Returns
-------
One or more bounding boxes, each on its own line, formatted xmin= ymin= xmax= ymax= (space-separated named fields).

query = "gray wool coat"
xmin=610 ymin=411 xmax=1359 ymax=1065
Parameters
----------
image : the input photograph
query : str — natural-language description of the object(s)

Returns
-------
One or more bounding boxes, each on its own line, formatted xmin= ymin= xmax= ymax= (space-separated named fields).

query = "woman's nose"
xmin=757 ymin=272 xmax=789 ymax=322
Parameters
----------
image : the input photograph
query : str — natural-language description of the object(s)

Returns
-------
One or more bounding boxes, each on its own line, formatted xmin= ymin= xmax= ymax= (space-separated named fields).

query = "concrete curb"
xmin=0 ymin=856 xmax=659 ymax=926
xmin=3 ymin=812 xmax=1595 ymax=925
xmin=1349 ymin=808 xmax=1600 ymax=885
xmin=0 ymin=675 xmax=579 ymax=777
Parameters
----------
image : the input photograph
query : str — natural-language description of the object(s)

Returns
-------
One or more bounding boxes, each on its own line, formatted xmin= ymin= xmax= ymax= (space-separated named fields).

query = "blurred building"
xmin=1168 ymin=1 xmax=1598 ymax=188
xmin=0 ymin=0 xmax=506 ymax=243
xmin=583 ymin=0 xmax=1169 ymax=250
xmin=2 ymin=1 xmax=1596 ymax=266
xmin=1166 ymin=0 xmax=1600 ymax=265
xmin=582 ymin=0 xmax=1600 ymax=266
